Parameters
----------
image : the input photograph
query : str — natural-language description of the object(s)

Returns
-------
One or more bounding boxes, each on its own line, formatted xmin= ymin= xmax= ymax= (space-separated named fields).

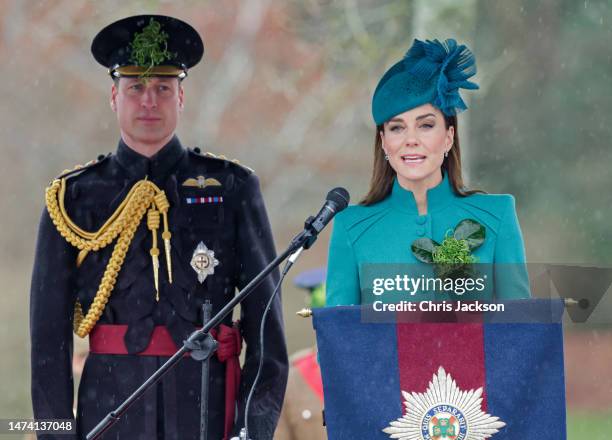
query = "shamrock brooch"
xmin=411 ymin=219 xmax=485 ymax=279
xmin=129 ymin=18 xmax=176 ymax=78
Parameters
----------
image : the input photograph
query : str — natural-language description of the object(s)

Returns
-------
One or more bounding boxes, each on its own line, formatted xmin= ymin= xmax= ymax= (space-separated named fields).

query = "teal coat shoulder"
xmin=326 ymin=175 xmax=530 ymax=306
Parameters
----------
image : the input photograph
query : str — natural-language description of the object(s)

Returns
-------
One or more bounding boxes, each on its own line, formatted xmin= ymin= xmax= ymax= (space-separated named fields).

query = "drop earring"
xmin=444 ymin=150 xmax=449 ymax=158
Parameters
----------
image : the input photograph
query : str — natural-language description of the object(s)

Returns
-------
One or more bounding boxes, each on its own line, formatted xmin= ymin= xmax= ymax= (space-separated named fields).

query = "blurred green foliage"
xmin=568 ymin=411 xmax=612 ymax=438
xmin=471 ymin=0 xmax=612 ymax=264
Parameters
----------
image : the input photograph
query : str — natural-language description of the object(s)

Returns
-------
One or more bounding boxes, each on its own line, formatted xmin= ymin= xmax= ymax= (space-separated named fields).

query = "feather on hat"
xmin=372 ymin=38 xmax=479 ymax=124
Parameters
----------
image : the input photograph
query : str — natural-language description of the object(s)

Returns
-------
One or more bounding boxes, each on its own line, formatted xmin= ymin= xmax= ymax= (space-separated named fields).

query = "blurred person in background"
xmin=30 ymin=14 xmax=287 ymax=439
xmin=275 ymin=268 xmax=326 ymax=440
xmin=325 ymin=38 xmax=530 ymax=306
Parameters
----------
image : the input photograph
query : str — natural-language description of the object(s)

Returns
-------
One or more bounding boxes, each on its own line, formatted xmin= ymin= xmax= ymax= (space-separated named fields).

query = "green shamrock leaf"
xmin=129 ymin=18 xmax=176 ymax=78
xmin=411 ymin=237 xmax=439 ymax=264
xmin=433 ymin=233 xmax=476 ymax=265
xmin=453 ymin=219 xmax=485 ymax=250
xmin=411 ymin=219 xmax=486 ymax=280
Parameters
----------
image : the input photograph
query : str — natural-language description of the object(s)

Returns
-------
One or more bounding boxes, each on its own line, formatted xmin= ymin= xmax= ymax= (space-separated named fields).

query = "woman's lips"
xmin=401 ymin=154 xmax=426 ymax=164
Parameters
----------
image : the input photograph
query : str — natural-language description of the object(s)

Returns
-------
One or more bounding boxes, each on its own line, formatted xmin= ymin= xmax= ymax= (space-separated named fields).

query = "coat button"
xmin=416 ymin=227 xmax=425 ymax=236
xmin=416 ymin=215 xmax=427 ymax=225
xmin=193 ymin=147 xmax=201 ymax=154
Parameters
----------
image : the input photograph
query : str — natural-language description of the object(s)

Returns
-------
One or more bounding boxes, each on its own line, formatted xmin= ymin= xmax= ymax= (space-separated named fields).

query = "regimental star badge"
xmin=383 ymin=367 xmax=506 ymax=440
xmin=190 ymin=242 xmax=219 ymax=283
xmin=182 ymin=175 xmax=222 ymax=189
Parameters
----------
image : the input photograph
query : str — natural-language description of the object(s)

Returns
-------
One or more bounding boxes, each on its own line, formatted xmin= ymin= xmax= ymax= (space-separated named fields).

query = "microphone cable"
xmin=242 ymin=258 xmax=294 ymax=439
xmin=241 ymin=188 xmax=348 ymax=438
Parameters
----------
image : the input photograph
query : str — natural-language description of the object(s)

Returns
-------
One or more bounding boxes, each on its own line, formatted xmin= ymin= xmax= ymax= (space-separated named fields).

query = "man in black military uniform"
xmin=30 ymin=15 xmax=288 ymax=440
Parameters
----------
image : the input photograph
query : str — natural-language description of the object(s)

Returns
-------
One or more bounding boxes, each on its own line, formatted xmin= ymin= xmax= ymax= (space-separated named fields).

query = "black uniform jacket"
xmin=30 ymin=136 xmax=288 ymax=439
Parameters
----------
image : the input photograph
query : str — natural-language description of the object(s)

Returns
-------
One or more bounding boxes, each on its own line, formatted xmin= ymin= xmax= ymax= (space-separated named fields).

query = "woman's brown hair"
xmin=360 ymin=115 xmax=482 ymax=205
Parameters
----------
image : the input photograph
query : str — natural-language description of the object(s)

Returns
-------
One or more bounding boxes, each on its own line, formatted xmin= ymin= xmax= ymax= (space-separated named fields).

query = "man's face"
xmin=111 ymin=77 xmax=184 ymax=147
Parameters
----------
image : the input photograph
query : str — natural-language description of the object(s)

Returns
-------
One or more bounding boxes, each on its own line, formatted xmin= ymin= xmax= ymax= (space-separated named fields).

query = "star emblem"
xmin=190 ymin=241 xmax=219 ymax=283
xmin=383 ymin=367 xmax=505 ymax=439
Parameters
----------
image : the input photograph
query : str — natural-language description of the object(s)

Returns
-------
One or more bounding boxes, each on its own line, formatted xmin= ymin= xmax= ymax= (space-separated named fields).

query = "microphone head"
xmin=327 ymin=187 xmax=350 ymax=211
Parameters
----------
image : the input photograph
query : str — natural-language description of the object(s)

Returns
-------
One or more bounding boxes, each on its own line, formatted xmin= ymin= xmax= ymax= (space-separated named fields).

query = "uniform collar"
xmin=388 ymin=171 xmax=456 ymax=214
xmin=116 ymin=135 xmax=185 ymax=181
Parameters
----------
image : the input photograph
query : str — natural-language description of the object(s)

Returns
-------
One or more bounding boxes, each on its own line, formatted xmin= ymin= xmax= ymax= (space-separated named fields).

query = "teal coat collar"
xmin=388 ymin=172 xmax=457 ymax=214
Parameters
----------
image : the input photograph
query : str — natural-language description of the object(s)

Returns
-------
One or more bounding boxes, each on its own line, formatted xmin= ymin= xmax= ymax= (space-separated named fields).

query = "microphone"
xmin=287 ymin=187 xmax=350 ymax=265
xmin=307 ymin=187 xmax=350 ymax=234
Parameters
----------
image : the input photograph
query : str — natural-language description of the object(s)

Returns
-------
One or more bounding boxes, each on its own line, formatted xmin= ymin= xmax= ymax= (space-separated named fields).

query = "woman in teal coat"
xmin=326 ymin=39 xmax=530 ymax=306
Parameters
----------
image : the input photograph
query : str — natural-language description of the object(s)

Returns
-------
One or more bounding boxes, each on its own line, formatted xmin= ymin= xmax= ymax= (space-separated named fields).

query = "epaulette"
xmin=54 ymin=153 xmax=112 ymax=181
xmin=188 ymin=147 xmax=254 ymax=173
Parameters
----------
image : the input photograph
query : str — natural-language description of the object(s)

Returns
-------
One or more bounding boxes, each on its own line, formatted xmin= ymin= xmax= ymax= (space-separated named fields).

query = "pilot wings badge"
xmin=182 ymin=175 xmax=222 ymax=189
xmin=383 ymin=367 xmax=505 ymax=440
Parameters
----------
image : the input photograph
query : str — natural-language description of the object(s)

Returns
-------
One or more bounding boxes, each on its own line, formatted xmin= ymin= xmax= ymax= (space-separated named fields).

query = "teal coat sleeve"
xmin=325 ymin=214 xmax=360 ymax=306
xmin=493 ymin=195 xmax=530 ymax=299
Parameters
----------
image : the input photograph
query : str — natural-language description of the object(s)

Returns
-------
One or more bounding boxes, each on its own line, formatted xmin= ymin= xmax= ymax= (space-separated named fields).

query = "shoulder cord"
xmin=45 ymin=178 xmax=173 ymax=338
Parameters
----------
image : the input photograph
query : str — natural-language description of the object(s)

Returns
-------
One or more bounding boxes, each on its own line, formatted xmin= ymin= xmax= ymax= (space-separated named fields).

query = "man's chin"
xmin=132 ymin=131 xmax=172 ymax=144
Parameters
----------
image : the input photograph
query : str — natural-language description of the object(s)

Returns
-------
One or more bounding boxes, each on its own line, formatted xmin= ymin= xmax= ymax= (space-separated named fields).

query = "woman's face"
xmin=380 ymin=104 xmax=454 ymax=189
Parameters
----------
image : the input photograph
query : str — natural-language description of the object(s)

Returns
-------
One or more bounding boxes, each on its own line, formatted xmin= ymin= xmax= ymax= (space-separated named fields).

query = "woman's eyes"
xmin=388 ymin=123 xmax=434 ymax=132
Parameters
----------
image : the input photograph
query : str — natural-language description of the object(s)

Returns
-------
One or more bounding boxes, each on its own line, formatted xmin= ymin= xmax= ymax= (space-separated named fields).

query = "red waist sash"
xmin=89 ymin=324 xmax=242 ymax=440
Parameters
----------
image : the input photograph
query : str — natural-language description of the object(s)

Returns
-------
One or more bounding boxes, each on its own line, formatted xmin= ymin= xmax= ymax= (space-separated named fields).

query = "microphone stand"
xmin=86 ymin=219 xmax=319 ymax=440
xmin=200 ymin=300 xmax=213 ymax=440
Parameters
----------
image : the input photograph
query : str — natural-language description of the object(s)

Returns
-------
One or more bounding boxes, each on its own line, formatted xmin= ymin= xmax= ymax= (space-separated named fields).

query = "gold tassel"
xmin=147 ymin=209 xmax=161 ymax=301
xmin=162 ymin=229 xmax=172 ymax=283
xmin=154 ymin=192 xmax=173 ymax=284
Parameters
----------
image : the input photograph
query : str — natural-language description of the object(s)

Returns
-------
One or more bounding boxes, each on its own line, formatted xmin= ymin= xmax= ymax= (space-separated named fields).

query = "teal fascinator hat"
xmin=371 ymin=38 xmax=479 ymax=125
